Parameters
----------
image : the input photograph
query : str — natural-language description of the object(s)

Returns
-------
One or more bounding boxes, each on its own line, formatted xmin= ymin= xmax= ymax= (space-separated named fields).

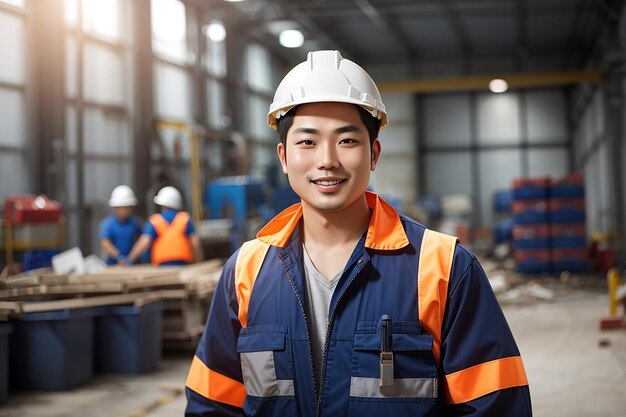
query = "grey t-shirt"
xmin=302 ymin=245 xmax=341 ymax=393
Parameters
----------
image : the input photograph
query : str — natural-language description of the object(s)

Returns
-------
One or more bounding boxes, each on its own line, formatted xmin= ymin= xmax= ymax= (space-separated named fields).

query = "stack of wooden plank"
xmin=0 ymin=260 xmax=223 ymax=348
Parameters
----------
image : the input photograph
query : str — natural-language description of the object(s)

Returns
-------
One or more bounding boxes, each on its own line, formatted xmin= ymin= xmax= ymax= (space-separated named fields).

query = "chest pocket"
xmin=349 ymin=321 xmax=438 ymax=417
xmin=237 ymin=324 xmax=294 ymax=398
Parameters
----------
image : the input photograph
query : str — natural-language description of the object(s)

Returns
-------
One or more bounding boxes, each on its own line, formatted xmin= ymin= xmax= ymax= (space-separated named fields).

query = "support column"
xmin=131 ymin=0 xmax=155 ymax=217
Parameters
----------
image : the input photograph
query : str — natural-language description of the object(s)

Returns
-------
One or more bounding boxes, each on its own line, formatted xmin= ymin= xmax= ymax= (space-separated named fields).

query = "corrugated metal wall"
xmin=0 ymin=1 xmax=32 ymax=205
xmin=364 ymin=88 xmax=571 ymax=229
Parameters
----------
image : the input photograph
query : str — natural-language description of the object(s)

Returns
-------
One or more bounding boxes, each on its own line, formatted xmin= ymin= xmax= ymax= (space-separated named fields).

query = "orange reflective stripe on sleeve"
xmin=417 ymin=228 xmax=457 ymax=365
xmin=444 ymin=356 xmax=529 ymax=404
xmin=235 ymin=239 xmax=270 ymax=328
xmin=186 ymin=355 xmax=247 ymax=408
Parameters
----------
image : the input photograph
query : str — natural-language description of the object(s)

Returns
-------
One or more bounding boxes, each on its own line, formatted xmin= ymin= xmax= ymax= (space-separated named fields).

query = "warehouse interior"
xmin=1 ymin=0 xmax=626 ymax=415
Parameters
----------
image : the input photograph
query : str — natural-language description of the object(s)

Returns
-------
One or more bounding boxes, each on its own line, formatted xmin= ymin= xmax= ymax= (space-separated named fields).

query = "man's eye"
xmin=340 ymin=138 xmax=357 ymax=144
xmin=297 ymin=140 xmax=314 ymax=146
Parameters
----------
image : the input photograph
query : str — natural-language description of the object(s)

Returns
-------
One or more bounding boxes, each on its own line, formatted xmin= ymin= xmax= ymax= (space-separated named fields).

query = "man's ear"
xmin=370 ymin=139 xmax=381 ymax=171
xmin=277 ymin=142 xmax=288 ymax=174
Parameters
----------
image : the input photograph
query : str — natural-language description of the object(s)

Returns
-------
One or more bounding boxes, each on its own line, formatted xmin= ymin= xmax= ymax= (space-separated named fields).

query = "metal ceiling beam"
xmin=515 ymin=0 xmax=528 ymax=70
xmin=285 ymin=9 xmax=362 ymax=58
xmin=354 ymin=0 xmax=417 ymax=60
xmin=440 ymin=0 xmax=472 ymax=68
xmin=378 ymin=70 xmax=603 ymax=93
xmin=286 ymin=0 xmax=580 ymax=18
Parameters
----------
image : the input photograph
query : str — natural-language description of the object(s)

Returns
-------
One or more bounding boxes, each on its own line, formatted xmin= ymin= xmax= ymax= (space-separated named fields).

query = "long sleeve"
xmin=440 ymin=249 xmax=532 ymax=416
xmin=185 ymin=252 xmax=247 ymax=417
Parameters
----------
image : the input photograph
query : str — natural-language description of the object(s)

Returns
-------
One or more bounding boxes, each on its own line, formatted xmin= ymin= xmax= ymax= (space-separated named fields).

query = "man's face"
xmin=277 ymin=102 xmax=381 ymax=213
xmin=114 ymin=206 xmax=132 ymax=220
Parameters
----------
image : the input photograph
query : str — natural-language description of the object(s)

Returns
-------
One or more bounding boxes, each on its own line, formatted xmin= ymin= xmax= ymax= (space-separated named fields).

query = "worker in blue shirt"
xmin=127 ymin=186 xmax=202 ymax=266
xmin=99 ymin=185 xmax=143 ymax=265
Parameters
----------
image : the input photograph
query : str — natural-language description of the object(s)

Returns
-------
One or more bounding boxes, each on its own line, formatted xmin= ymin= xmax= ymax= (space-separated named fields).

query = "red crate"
xmin=515 ymin=249 xmax=550 ymax=263
xmin=512 ymin=177 xmax=551 ymax=188
xmin=512 ymin=199 xmax=548 ymax=214
xmin=551 ymin=173 xmax=584 ymax=187
xmin=548 ymin=198 xmax=585 ymax=212
xmin=4 ymin=195 xmax=62 ymax=224
xmin=550 ymin=223 xmax=586 ymax=237
xmin=552 ymin=248 xmax=588 ymax=262
xmin=513 ymin=225 xmax=550 ymax=239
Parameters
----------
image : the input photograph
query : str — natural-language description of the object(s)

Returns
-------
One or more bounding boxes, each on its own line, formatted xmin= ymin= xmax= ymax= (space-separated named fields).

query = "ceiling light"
xmin=204 ymin=21 xmax=226 ymax=42
xmin=279 ymin=29 xmax=304 ymax=48
xmin=489 ymin=79 xmax=508 ymax=93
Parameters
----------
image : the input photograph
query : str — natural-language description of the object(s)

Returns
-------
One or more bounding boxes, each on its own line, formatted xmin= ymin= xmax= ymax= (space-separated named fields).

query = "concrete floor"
xmin=1 ymin=282 xmax=625 ymax=417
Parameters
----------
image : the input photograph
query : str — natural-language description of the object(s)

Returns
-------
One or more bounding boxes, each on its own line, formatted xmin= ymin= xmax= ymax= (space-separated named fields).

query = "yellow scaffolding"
xmin=154 ymin=119 xmax=203 ymax=226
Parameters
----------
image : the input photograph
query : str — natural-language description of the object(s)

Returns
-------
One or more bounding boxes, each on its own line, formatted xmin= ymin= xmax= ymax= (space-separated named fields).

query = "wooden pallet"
xmin=0 ymin=260 xmax=223 ymax=339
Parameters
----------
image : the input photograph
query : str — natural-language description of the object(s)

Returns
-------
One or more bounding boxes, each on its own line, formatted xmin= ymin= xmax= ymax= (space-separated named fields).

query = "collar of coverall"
xmin=256 ymin=191 xmax=410 ymax=251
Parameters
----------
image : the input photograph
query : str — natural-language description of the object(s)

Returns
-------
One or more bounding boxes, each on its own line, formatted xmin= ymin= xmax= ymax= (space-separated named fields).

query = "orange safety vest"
xmin=149 ymin=211 xmax=193 ymax=265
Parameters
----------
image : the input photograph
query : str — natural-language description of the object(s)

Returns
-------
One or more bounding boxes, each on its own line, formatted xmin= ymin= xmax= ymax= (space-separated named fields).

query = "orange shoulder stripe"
xmin=417 ymin=228 xmax=457 ymax=365
xmin=186 ymin=355 xmax=246 ymax=408
xmin=444 ymin=356 xmax=529 ymax=404
xmin=235 ymin=239 xmax=270 ymax=328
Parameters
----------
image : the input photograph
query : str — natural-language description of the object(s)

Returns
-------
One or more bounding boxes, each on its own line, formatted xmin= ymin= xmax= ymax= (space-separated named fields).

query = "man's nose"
xmin=317 ymin=143 xmax=340 ymax=170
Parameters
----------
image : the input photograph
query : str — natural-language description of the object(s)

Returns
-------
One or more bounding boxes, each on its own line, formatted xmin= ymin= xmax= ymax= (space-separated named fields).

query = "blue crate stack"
xmin=511 ymin=178 xmax=551 ymax=273
xmin=549 ymin=173 xmax=587 ymax=273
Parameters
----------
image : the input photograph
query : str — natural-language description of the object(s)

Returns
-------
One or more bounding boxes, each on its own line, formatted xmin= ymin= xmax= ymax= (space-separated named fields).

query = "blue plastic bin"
xmin=0 ymin=323 xmax=12 ymax=403
xmin=493 ymin=219 xmax=514 ymax=244
xmin=95 ymin=301 xmax=164 ymax=374
xmin=550 ymin=185 xmax=584 ymax=198
xmin=548 ymin=198 xmax=586 ymax=223
xmin=493 ymin=190 xmax=513 ymax=214
xmin=512 ymin=178 xmax=550 ymax=200
xmin=10 ymin=308 xmax=97 ymax=391
xmin=550 ymin=173 xmax=585 ymax=198
xmin=552 ymin=248 xmax=588 ymax=273
xmin=516 ymin=261 xmax=551 ymax=274
xmin=22 ymin=249 xmax=60 ymax=272
xmin=515 ymin=249 xmax=551 ymax=274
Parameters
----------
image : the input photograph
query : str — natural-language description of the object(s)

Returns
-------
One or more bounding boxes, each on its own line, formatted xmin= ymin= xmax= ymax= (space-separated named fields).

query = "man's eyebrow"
xmin=291 ymin=125 xmax=363 ymax=135
xmin=292 ymin=127 xmax=319 ymax=135
xmin=334 ymin=125 xmax=362 ymax=134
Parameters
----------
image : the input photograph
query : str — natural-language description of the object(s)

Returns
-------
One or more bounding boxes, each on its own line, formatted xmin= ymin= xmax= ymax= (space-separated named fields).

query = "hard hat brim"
xmin=268 ymin=96 xmax=387 ymax=130
xmin=109 ymin=198 xmax=138 ymax=207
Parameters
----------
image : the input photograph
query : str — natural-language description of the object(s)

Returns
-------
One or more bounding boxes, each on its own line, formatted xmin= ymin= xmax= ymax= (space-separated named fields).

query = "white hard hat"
xmin=153 ymin=186 xmax=182 ymax=210
xmin=108 ymin=185 xmax=138 ymax=207
xmin=268 ymin=50 xmax=387 ymax=130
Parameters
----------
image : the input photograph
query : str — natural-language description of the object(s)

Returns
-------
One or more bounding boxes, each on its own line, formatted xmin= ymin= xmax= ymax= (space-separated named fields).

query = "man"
xmin=99 ymin=185 xmax=142 ymax=265
xmin=127 ymin=186 xmax=202 ymax=266
xmin=186 ymin=50 xmax=531 ymax=416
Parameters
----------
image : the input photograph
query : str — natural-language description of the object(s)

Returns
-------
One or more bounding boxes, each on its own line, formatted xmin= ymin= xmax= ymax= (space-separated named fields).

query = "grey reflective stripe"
xmin=349 ymin=377 xmax=438 ymax=398
xmin=240 ymin=351 xmax=294 ymax=397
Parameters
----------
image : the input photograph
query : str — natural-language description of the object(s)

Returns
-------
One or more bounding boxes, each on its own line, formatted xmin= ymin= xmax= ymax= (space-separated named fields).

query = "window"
xmin=151 ymin=0 xmax=188 ymax=62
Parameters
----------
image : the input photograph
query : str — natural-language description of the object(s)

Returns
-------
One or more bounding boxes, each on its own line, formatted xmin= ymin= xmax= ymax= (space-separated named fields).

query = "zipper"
xmin=315 ymin=257 xmax=366 ymax=417
xmin=281 ymin=259 xmax=318 ymax=401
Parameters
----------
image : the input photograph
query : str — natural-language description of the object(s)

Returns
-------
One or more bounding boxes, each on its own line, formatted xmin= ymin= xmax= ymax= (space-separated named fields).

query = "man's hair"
xmin=276 ymin=105 xmax=381 ymax=149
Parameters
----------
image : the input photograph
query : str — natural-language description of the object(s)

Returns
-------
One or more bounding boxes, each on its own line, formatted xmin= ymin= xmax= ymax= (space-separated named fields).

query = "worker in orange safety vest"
xmin=127 ymin=186 xmax=202 ymax=266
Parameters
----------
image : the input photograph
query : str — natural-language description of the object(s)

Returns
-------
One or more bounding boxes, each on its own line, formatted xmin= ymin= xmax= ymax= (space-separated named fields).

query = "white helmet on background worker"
xmin=267 ymin=50 xmax=387 ymax=129
xmin=108 ymin=185 xmax=138 ymax=207
xmin=153 ymin=186 xmax=182 ymax=210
